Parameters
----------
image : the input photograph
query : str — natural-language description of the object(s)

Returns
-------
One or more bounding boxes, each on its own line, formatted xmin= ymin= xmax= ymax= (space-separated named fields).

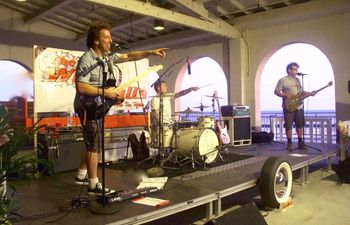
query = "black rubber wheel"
xmin=259 ymin=157 xmax=293 ymax=209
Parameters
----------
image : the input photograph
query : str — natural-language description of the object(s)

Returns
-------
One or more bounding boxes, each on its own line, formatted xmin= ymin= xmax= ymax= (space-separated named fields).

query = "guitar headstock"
xmin=327 ymin=81 xmax=333 ymax=87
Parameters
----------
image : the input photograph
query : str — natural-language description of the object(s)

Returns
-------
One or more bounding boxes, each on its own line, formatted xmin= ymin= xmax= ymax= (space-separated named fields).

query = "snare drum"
xmin=175 ymin=128 xmax=219 ymax=164
xmin=198 ymin=116 xmax=215 ymax=129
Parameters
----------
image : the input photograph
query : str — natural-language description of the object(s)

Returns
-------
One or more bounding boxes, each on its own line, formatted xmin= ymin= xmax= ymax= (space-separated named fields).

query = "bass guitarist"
xmin=73 ymin=20 xmax=168 ymax=196
xmin=274 ymin=62 xmax=316 ymax=152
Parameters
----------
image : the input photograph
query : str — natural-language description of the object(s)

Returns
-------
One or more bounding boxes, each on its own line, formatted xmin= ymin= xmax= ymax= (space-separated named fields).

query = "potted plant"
xmin=0 ymin=105 xmax=53 ymax=224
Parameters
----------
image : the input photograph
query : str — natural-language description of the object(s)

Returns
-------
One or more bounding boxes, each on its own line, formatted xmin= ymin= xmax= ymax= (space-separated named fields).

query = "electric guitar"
xmin=81 ymin=65 xmax=163 ymax=119
xmin=284 ymin=81 xmax=333 ymax=112
xmin=214 ymin=93 xmax=230 ymax=144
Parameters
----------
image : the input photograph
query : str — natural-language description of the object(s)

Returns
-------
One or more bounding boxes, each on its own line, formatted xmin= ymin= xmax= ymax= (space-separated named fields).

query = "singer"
xmin=73 ymin=20 xmax=168 ymax=196
xmin=274 ymin=62 xmax=316 ymax=152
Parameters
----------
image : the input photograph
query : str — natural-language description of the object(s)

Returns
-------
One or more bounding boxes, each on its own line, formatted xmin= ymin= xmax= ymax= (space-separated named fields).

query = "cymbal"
xmin=175 ymin=108 xmax=202 ymax=114
xmin=149 ymin=93 xmax=175 ymax=98
xmin=204 ymin=94 xmax=224 ymax=99
xmin=193 ymin=105 xmax=210 ymax=109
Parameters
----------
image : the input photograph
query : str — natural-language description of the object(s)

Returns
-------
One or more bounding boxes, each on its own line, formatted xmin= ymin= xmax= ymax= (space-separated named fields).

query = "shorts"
xmin=283 ymin=108 xmax=305 ymax=130
xmin=76 ymin=108 xmax=102 ymax=152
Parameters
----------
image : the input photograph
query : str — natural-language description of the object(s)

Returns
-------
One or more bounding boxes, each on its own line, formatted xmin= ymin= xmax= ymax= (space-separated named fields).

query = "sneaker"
xmin=298 ymin=142 xmax=308 ymax=150
xmin=87 ymin=182 xmax=115 ymax=196
xmin=75 ymin=177 xmax=88 ymax=186
xmin=287 ymin=142 xmax=293 ymax=152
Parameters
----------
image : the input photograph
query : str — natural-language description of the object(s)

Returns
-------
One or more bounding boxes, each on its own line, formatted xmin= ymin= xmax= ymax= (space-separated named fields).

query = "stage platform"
xmin=12 ymin=142 xmax=338 ymax=225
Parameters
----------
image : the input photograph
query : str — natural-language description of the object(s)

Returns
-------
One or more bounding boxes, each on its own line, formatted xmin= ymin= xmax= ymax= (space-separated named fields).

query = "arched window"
xmin=175 ymin=57 xmax=228 ymax=113
xmin=259 ymin=43 xmax=335 ymax=113
xmin=0 ymin=60 xmax=33 ymax=101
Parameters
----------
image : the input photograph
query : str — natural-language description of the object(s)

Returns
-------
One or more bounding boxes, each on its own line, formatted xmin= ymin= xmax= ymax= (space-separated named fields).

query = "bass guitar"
xmin=284 ymin=81 xmax=333 ymax=112
xmin=82 ymin=65 xmax=163 ymax=119
xmin=214 ymin=92 xmax=230 ymax=144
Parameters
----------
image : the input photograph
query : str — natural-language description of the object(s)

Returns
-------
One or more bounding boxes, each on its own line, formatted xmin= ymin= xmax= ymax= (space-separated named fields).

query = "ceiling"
xmin=0 ymin=0 xmax=316 ymax=49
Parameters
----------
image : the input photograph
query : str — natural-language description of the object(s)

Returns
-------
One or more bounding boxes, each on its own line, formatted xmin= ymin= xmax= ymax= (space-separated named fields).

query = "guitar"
xmin=81 ymin=65 xmax=163 ymax=119
xmin=284 ymin=81 xmax=333 ymax=112
xmin=214 ymin=92 xmax=230 ymax=144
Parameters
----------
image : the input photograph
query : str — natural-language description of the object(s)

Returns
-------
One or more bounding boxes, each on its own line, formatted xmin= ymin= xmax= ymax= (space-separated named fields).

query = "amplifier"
xmin=38 ymin=131 xmax=84 ymax=173
xmin=223 ymin=116 xmax=251 ymax=146
xmin=221 ymin=105 xmax=250 ymax=117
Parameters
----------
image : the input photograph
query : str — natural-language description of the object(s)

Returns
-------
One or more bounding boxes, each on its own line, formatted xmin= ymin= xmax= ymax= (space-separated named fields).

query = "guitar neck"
xmin=300 ymin=83 xmax=330 ymax=101
xmin=114 ymin=65 xmax=163 ymax=92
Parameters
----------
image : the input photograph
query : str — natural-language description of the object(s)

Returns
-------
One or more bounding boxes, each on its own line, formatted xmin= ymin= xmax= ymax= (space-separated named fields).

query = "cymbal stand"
xmin=211 ymin=96 xmax=217 ymax=118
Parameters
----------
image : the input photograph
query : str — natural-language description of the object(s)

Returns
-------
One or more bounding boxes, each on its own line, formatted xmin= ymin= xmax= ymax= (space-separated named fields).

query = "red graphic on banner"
xmin=39 ymin=51 xmax=79 ymax=85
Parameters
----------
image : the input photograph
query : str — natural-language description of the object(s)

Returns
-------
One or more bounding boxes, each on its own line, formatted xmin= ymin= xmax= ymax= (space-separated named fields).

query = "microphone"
xmin=297 ymin=72 xmax=308 ymax=76
xmin=110 ymin=43 xmax=128 ymax=54
xmin=187 ymin=57 xmax=191 ymax=75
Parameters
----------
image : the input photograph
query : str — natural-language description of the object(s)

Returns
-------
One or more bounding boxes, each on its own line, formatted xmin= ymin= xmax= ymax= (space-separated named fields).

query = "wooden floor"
xmin=11 ymin=142 xmax=338 ymax=225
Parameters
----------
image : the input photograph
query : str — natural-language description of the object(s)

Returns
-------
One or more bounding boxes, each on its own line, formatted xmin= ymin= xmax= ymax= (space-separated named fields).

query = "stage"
xmin=12 ymin=142 xmax=337 ymax=225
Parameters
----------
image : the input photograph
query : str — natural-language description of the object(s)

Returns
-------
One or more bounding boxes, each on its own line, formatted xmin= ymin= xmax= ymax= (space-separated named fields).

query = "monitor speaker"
xmin=205 ymin=202 xmax=268 ymax=225
xmin=223 ymin=116 xmax=251 ymax=146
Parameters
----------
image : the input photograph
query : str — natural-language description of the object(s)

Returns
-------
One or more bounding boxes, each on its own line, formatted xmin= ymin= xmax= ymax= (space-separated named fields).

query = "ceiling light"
xmin=153 ymin=19 xmax=164 ymax=31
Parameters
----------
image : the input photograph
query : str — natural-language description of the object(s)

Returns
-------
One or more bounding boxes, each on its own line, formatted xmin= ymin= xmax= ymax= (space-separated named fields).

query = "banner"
xmin=34 ymin=46 xmax=156 ymax=113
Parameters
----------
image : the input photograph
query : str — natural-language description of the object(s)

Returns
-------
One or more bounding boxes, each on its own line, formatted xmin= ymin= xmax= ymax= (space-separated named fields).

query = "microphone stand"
xmin=90 ymin=56 xmax=120 ymax=214
xmin=300 ymin=74 xmax=322 ymax=152
xmin=149 ymin=58 xmax=185 ymax=166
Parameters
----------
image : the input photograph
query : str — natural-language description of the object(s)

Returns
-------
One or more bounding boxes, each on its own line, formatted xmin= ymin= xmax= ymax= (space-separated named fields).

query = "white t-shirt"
xmin=150 ymin=94 xmax=174 ymax=125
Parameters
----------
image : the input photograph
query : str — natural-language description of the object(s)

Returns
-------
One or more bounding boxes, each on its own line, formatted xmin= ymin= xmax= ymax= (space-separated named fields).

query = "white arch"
xmin=0 ymin=60 xmax=33 ymax=101
xmin=255 ymin=43 xmax=335 ymax=126
xmin=174 ymin=57 xmax=228 ymax=113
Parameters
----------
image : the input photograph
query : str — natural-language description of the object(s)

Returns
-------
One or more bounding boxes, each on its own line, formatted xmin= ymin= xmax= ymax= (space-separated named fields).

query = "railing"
xmin=261 ymin=111 xmax=337 ymax=144
xmin=176 ymin=110 xmax=337 ymax=144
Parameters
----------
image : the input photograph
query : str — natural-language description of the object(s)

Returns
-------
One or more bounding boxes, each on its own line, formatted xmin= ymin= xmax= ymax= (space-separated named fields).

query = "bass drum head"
xmin=198 ymin=128 xmax=219 ymax=164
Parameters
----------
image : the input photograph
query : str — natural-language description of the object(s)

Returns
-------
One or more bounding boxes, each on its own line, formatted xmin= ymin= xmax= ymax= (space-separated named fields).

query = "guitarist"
xmin=73 ymin=21 xmax=168 ymax=196
xmin=274 ymin=62 xmax=316 ymax=152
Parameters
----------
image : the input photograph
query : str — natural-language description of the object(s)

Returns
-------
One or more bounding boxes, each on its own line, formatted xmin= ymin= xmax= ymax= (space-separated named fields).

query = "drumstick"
xmin=198 ymin=83 xmax=214 ymax=89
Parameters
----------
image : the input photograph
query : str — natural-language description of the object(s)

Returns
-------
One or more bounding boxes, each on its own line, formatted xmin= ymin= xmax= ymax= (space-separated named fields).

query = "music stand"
xmin=299 ymin=73 xmax=322 ymax=152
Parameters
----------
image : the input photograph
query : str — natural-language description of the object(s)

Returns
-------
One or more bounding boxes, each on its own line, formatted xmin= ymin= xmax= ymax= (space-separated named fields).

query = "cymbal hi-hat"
xmin=204 ymin=94 xmax=224 ymax=99
xmin=175 ymin=107 xmax=201 ymax=114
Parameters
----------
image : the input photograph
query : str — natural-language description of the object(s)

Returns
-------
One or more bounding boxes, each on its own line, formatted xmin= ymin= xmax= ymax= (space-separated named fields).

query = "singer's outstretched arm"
xmin=117 ymin=48 xmax=169 ymax=62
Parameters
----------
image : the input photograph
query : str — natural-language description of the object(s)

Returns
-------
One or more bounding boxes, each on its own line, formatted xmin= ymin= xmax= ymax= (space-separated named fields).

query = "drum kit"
xmin=146 ymin=92 xmax=228 ymax=169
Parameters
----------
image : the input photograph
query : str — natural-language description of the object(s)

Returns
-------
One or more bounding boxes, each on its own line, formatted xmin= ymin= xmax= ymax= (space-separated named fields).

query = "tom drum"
xmin=198 ymin=116 xmax=215 ymax=129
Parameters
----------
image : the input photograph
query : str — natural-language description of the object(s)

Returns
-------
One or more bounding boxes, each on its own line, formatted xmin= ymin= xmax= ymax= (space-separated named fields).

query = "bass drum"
xmin=175 ymin=128 xmax=219 ymax=164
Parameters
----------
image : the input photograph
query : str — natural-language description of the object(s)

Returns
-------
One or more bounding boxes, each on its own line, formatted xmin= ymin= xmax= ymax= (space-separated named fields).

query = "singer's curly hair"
xmin=286 ymin=62 xmax=299 ymax=73
xmin=86 ymin=21 xmax=110 ymax=49
xmin=154 ymin=80 xmax=166 ymax=92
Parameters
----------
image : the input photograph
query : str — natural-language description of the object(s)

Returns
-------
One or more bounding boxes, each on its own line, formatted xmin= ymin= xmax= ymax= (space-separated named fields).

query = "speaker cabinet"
xmin=38 ymin=135 xmax=84 ymax=173
xmin=223 ymin=116 xmax=251 ymax=146
xmin=209 ymin=202 xmax=268 ymax=225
